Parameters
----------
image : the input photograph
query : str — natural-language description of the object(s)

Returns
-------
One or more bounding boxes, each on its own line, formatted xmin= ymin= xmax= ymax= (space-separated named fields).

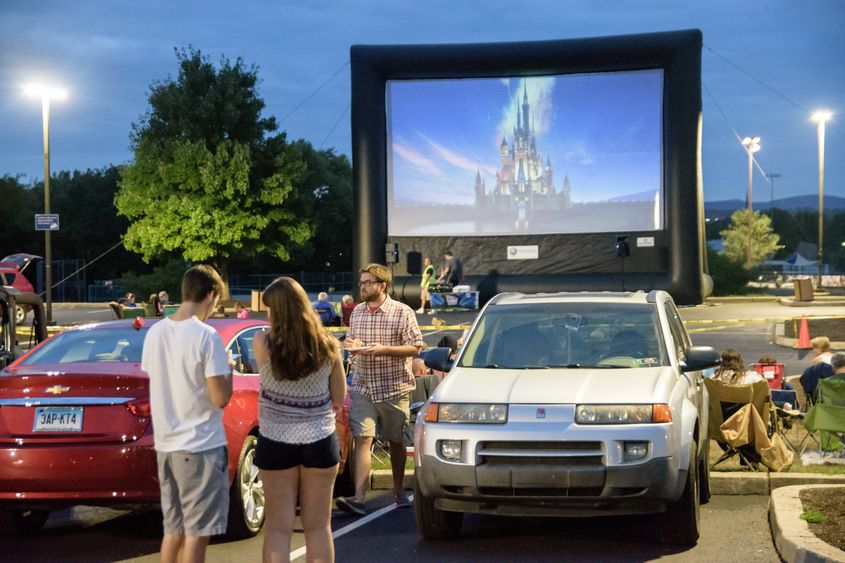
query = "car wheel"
xmin=659 ymin=439 xmax=700 ymax=545
xmin=14 ymin=305 xmax=27 ymax=325
xmin=226 ymin=434 xmax=265 ymax=539
xmin=333 ymin=435 xmax=355 ymax=498
xmin=699 ymin=438 xmax=711 ymax=505
xmin=0 ymin=509 xmax=49 ymax=536
xmin=413 ymin=472 xmax=462 ymax=540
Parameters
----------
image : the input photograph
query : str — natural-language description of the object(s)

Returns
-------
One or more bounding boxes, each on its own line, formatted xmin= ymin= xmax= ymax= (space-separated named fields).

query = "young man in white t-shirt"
xmin=141 ymin=264 xmax=233 ymax=563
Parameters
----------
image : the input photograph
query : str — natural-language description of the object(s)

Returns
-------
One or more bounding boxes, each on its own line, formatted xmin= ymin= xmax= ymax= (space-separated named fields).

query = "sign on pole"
xmin=35 ymin=214 xmax=60 ymax=231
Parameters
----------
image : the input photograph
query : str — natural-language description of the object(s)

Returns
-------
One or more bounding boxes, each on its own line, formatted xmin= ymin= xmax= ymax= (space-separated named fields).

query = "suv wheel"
xmin=226 ymin=435 xmax=265 ymax=539
xmin=414 ymin=474 xmax=462 ymax=540
xmin=659 ymin=439 xmax=700 ymax=545
xmin=699 ymin=438 xmax=711 ymax=505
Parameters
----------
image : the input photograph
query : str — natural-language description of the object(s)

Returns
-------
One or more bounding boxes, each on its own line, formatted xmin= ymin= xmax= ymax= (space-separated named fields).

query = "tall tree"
xmin=0 ymin=175 xmax=39 ymax=259
xmin=720 ymin=209 xmax=782 ymax=268
xmin=115 ymin=48 xmax=311 ymax=297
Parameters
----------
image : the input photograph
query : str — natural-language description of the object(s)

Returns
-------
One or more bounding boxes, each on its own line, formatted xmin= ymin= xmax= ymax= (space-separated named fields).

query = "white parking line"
xmin=289 ymin=494 xmax=414 ymax=561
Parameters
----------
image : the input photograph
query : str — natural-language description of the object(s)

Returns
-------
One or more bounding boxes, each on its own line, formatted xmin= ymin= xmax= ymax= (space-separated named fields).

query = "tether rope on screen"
xmin=278 ymin=60 xmax=350 ymax=124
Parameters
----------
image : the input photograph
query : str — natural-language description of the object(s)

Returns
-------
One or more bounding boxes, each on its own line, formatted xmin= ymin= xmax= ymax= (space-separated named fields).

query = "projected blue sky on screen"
xmin=386 ymin=70 xmax=664 ymax=237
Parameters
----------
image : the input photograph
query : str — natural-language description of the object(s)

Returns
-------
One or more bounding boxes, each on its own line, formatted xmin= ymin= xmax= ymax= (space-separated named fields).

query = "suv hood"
xmin=433 ymin=366 xmax=679 ymax=404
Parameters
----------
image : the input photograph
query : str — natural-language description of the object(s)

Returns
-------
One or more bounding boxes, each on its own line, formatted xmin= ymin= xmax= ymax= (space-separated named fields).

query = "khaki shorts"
xmin=349 ymin=391 xmax=409 ymax=443
xmin=156 ymin=446 xmax=229 ymax=537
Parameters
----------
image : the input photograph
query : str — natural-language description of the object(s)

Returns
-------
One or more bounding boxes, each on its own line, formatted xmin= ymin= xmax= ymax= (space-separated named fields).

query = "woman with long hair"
xmin=253 ymin=277 xmax=346 ymax=562
xmin=713 ymin=348 xmax=764 ymax=386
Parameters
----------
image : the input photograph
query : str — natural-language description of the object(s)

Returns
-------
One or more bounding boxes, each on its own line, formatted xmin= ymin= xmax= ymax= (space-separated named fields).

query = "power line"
xmin=278 ymin=61 xmax=350 ymax=124
xmin=703 ymin=44 xmax=840 ymax=139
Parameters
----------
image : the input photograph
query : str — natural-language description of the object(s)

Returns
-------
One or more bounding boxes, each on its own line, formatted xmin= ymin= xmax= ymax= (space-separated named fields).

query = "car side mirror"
xmin=423 ymin=347 xmax=453 ymax=373
xmin=681 ymin=346 xmax=721 ymax=373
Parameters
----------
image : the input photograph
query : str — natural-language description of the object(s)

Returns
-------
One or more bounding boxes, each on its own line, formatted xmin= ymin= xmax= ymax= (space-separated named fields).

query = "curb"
xmin=770 ymin=485 xmax=845 ymax=563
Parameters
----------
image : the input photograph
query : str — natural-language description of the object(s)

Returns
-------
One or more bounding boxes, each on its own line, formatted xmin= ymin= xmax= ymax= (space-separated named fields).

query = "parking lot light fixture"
xmin=23 ymin=83 xmax=67 ymax=323
xmin=811 ymin=110 xmax=832 ymax=287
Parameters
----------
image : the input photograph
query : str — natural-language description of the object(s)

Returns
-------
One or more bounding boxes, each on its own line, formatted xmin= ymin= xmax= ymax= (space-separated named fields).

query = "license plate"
xmin=33 ymin=406 xmax=84 ymax=432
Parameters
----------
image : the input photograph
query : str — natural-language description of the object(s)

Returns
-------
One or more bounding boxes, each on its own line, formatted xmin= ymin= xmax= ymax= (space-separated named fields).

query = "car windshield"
xmin=19 ymin=326 xmax=149 ymax=365
xmin=458 ymin=302 xmax=668 ymax=369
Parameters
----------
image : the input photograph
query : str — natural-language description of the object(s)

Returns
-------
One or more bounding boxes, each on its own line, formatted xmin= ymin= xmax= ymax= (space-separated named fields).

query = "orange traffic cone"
xmin=796 ymin=315 xmax=811 ymax=349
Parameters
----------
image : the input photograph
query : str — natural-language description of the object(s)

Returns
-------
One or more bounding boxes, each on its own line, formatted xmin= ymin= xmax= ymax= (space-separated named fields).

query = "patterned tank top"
xmin=258 ymin=359 xmax=335 ymax=444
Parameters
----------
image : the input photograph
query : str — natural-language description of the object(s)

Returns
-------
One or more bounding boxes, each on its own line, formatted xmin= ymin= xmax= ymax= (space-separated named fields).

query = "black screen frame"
xmin=351 ymin=29 xmax=705 ymax=305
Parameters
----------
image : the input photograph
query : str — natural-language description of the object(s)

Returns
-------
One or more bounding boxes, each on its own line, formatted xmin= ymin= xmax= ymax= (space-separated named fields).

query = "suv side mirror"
xmin=681 ymin=346 xmax=721 ymax=373
xmin=423 ymin=347 xmax=453 ymax=373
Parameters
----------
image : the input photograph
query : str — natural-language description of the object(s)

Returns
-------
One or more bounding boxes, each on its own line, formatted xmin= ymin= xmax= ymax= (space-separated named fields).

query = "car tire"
xmin=699 ymin=437 xmax=711 ymax=505
xmin=659 ymin=439 xmax=700 ymax=546
xmin=413 ymin=473 xmax=462 ymax=540
xmin=0 ymin=508 xmax=49 ymax=536
xmin=333 ymin=435 xmax=355 ymax=498
xmin=225 ymin=434 xmax=265 ymax=539
xmin=14 ymin=305 xmax=28 ymax=326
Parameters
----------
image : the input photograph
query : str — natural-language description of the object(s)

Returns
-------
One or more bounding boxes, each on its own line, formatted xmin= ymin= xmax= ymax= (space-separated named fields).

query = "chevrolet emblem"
xmin=45 ymin=385 xmax=70 ymax=395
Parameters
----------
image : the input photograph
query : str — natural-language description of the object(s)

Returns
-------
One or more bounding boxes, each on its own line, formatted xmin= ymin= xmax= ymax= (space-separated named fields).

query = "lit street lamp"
xmin=812 ymin=110 xmax=833 ymax=287
xmin=742 ymin=136 xmax=761 ymax=266
xmin=24 ymin=83 xmax=67 ymax=323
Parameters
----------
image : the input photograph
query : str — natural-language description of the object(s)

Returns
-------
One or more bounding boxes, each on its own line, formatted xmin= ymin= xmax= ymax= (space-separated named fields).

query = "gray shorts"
xmin=156 ymin=446 xmax=229 ymax=537
xmin=349 ymin=391 xmax=409 ymax=443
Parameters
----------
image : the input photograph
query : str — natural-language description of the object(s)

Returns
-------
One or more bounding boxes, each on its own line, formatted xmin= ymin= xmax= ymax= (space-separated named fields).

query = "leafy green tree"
xmin=0 ymin=175 xmax=39 ymax=258
xmin=116 ymin=48 xmax=311 ymax=297
xmin=720 ymin=209 xmax=782 ymax=268
xmin=707 ymin=247 xmax=756 ymax=295
xmin=49 ymin=167 xmax=145 ymax=281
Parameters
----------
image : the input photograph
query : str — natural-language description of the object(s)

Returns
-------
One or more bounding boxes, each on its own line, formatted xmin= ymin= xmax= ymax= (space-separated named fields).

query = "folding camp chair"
xmin=704 ymin=378 xmax=778 ymax=470
xmin=802 ymin=377 xmax=845 ymax=455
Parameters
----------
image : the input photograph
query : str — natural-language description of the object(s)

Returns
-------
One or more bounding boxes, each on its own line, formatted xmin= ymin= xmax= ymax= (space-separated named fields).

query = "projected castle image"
xmin=475 ymin=84 xmax=572 ymax=229
xmin=387 ymin=72 xmax=663 ymax=237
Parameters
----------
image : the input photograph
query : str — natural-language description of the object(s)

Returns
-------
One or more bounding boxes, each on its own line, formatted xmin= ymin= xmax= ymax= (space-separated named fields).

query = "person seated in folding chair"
xmin=704 ymin=372 xmax=793 ymax=471
xmin=712 ymin=349 xmax=765 ymax=386
xmin=803 ymin=352 xmax=845 ymax=454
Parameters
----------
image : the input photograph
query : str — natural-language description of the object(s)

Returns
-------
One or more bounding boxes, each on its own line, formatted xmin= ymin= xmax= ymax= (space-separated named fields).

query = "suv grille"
xmin=478 ymin=441 xmax=604 ymax=466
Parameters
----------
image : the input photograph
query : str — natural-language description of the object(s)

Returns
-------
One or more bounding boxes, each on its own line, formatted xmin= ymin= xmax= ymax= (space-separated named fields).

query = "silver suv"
xmin=414 ymin=290 xmax=720 ymax=545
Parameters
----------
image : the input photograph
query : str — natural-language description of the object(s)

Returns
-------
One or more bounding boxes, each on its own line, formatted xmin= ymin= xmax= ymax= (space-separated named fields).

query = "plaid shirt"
xmin=349 ymin=295 xmax=424 ymax=402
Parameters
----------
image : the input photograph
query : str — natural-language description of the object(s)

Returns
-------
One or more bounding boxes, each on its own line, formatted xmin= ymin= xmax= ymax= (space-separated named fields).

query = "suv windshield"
xmin=458 ymin=302 xmax=668 ymax=369
xmin=19 ymin=326 xmax=148 ymax=365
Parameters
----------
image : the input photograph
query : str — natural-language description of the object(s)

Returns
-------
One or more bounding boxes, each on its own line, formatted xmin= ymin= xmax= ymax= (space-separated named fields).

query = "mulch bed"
xmin=799 ymin=488 xmax=845 ymax=552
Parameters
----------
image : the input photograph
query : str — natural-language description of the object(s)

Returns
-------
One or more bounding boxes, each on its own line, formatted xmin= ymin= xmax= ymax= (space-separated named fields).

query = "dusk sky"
xmin=1 ymin=0 xmax=842 ymax=203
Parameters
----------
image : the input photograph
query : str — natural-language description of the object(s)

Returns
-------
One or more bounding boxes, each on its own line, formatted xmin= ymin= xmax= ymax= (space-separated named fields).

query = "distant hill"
xmin=705 ymin=195 xmax=845 ymax=217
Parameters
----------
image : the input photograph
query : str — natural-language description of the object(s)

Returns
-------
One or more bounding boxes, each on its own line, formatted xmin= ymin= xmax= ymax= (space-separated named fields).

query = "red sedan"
xmin=0 ymin=318 xmax=352 ymax=537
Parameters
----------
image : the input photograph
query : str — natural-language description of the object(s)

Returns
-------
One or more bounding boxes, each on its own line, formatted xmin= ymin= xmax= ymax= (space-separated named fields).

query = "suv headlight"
xmin=575 ymin=404 xmax=672 ymax=424
xmin=424 ymin=402 xmax=508 ymax=423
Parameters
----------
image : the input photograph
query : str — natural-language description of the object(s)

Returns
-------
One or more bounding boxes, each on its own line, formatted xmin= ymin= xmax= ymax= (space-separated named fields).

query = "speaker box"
xmin=406 ymin=251 xmax=422 ymax=275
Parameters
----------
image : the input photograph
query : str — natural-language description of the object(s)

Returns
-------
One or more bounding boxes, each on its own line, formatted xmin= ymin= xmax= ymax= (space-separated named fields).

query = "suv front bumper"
xmin=416 ymin=453 xmax=684 ymax=517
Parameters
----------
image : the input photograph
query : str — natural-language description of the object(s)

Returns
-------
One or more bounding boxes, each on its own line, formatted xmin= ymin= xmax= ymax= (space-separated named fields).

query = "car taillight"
xmin=126 ymin=401 xmax=151 ymax=418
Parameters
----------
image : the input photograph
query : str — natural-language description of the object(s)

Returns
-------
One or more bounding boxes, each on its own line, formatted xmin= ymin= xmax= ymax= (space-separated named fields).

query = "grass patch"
xmin=370 ymin=454 xmax=414 ymax=472
xmin=800 ymin=508 xmax=825 ymax=524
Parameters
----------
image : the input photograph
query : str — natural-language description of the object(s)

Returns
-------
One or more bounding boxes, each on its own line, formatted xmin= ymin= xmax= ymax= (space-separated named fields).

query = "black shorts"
xmin=254 ymin=432 xmax=340 ymax=470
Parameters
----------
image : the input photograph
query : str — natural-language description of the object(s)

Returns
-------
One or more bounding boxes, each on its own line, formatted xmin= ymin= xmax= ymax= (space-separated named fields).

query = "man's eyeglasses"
xmin=359 ymin=280 xmax=383 ymax=287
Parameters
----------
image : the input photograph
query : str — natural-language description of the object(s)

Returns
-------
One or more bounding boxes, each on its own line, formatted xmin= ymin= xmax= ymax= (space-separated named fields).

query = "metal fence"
xmin=229 ymin=272 xmax=353 ymax=298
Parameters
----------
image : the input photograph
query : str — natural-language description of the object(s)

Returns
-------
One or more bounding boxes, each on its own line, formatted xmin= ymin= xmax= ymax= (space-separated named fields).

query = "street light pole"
xmin=42 ymin=95 xmax=53 ymax=323
xmin=812 ymin=111 xmax=833 ymax=288
xmin=24 ymin=84 xmax=66 ymax=324
xmin=742 ymin=136 xmax=761 ymax=267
